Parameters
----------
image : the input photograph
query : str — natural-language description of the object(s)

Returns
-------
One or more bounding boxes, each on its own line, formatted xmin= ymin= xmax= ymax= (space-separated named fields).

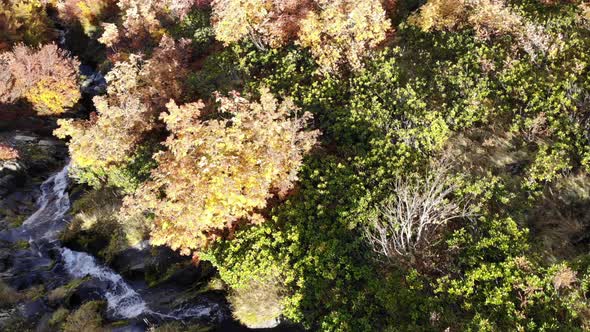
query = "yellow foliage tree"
xmin=26 ymin=77 xmax=81 ymax=116
xmin=408 ymin=0 xmax=467 ymax=32
xmin=211 ymin=0 xmax=392 ymax=72
xmin=54 ymin=35 xmax=190 ymax=189
xmin=297 ymin=0 xmax=392 ymax=73
xmin=122 ymin=89 xmax=319 ymax=255
xmin=212 ymin=0 xmax=311 ymax=50
xmin=56 ymin=0 xmax=118 ymax=36
xmin=0 ymin=0 xmax=56 ymax=51
xmin=54 ymin=96 xmax=154 ymax=187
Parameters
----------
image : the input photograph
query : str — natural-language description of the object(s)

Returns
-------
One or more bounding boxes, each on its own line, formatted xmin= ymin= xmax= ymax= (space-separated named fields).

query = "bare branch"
xmin=364 ymin=158 xmax=473 ymax=268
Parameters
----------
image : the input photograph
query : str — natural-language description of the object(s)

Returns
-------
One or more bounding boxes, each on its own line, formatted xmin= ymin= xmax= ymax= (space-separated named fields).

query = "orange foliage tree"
xmin=0 ymin=43 xmax=80 ymax=115
xmin=55 ymin=35 xmax=191 ymax=188
xmin=409 ymin=0 xmax=551 ymax=56
xmin=122 ymin=88 xmax=319 ymax=255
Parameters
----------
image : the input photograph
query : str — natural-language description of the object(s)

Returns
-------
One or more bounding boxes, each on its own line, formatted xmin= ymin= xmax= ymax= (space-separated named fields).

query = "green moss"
xmin=109 ymin=320 xmax=130 ymax=327
xmin=152 ymin=321 xmax=212 ymax=332
xmin=229 ymin=278 xmax=284 ymax=328
xmin=0 ymin=207 xmax=30 ymax=229
xmin=146 ymin=262 xmax=186 ymax=288
xmin=206 ymin=276 xmax=226 ymax=292
xmin=12 ymin=240 xmax=29 ymax=250
xmin=1 ymin=314 xmax=32 ymax=332
xmin=47 ymin=277 xmax=89 ymax=303
xmin=7 ymin=214 xmax=26 ymax=228
xmin=63 ymin=188 xmax=147 ymax=262
xmin=49 ymin=307 xmax=70 ymax=327
xmin=23 ymin=284 xmax=45 ymax=301
xmin=62 ymin=300 xmax=106 ymax=332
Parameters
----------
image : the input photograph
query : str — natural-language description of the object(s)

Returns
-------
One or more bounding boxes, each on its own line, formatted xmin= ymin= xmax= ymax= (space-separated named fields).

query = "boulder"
xmin=80 ymin=65 xmax=107 ymax=96
xmin=20 ymin=299 xmax=48 ymax=321
xmin=66 ymin=278 xmax=108 ymax=309
xmin=0 ymin=161 xmax=26 ymax=197
xmin=13 ymin=135 xmax=37 ymax=143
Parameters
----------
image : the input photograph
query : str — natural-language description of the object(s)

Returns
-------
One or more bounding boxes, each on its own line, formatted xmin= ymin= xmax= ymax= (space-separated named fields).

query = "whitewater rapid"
xmin=16 ymin=163 xmax=149 ymax=318
xmin=12 ymin=163 xmax=225 ymax=323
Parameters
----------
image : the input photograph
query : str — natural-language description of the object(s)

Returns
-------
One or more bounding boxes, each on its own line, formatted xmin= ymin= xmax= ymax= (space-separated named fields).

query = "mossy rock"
xmin=152 ymin=321 xmax=212 ymax=332
xmin=11 ymin=240 xmax=29 ymax=250
xmin=48 ymin=307 xmax=70 ymax=328
xmin=62 ymin=300 xmax=106 ymax=332
xmin=47 ymin=277 xmax=89 ymax=304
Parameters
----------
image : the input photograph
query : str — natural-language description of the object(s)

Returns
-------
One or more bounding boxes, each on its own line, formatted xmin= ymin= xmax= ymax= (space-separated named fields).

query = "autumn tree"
xmin=410 ymin=0 xmax=551 ymax=56
xmin=122 ymin=89 xmax=318 ymax=255
xmin=103 ymin=36 xmax=191 ymax=108
xmin=0 ymin=43 xmax=81 ymax=115
xmin=0 ymin=0 xmax=56 ymax=51
xmin=56 ymin=0 xmax=118 ymax=36
xmin=211 ymin=0 xmax=313 ymax=50
xmin=99 ymin=0 xmax=202 ymax=51
xmin=297 ymin=0 xmax=392 ymax=72
xmin=168 ymin=0 xmax=210 ymax=20
xmin=117 ymin=0 xmax=165 ymax=43
xmin=211 ymin=0 xmax=392 ymax=72
xmin=54 ymin=96 xmax=154 ymax=187
xmin=55 ymin=35 xmax=190 ymax=189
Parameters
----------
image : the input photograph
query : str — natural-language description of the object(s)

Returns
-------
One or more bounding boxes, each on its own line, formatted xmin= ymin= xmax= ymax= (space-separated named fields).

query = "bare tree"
xmin=364 ymin=158 xmax=473 ymax=268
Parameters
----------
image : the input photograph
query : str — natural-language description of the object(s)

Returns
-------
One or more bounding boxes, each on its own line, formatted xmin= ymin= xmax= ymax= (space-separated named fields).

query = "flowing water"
xmin=60 ymin=248 xmax=148 ymax=318
xmin=1 ymin=163 xmax=229 ymax=325
xmin=20 ymin=163 xmax=70 ymax=241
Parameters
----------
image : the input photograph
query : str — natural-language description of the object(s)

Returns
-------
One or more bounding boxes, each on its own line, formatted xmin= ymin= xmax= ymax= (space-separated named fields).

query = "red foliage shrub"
xmin=0 ymin=43 xmax=81 ymax=115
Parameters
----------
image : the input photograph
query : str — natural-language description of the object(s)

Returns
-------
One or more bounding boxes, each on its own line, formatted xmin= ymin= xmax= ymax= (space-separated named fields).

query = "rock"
xmin=0 ymin=247 xmax=12 ymax=271
xmin=0 ymin=174 xmax=21 ymax=198
xmin=0 ymin=160 xmax=26 ymax=197
xmin=33 ymin=312 xmax=53 ymax=332
xmin=37 ymin=140 xmax=56 ymax=147
xmin=0 ymin=161 xmax=24 ymax=173
xmin=80 ymin=65 xmax=107 ymax=95
xmin=13 ymin=135 xmax=37 ymax=143
xmin=111 ymin=248 xmax=149 ymax=280
xmin=110 ymin=321 xmax=147 ymax=332
xmin=3 ymin=252 xmax=56 ymax=290
xmin=0 ymin=161 xmax=25 ymax=182
xmin=20 ymin=300 xmax=48 ymax=320
xmin=66 ymin=278 xmax=108 ymax=308
xmin=0 ymin=308 xmax=18 ymax=327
